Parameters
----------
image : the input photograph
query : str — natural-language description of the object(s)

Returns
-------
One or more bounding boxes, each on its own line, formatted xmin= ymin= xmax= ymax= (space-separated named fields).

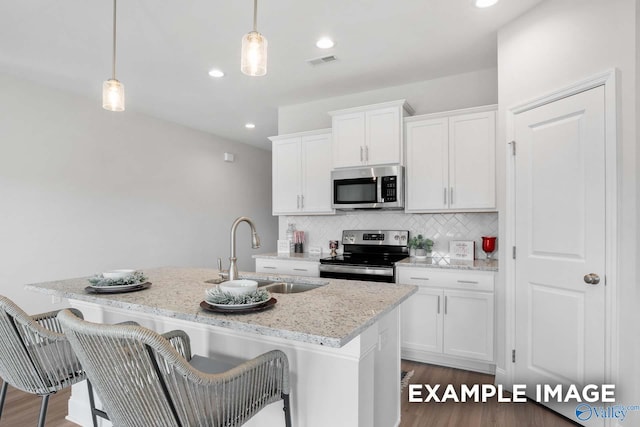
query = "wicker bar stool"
xmin=58 ymin=309 xmax=292 ymax=427
xmin=0 ymin=295 xmax=104 ymax=427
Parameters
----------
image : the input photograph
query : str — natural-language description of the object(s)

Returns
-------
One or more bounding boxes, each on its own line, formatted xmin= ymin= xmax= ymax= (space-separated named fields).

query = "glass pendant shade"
xmin=102 ymin=79 xmax=125 ymax=111
xmin=241 ymin=31 xmax=267 ymax=76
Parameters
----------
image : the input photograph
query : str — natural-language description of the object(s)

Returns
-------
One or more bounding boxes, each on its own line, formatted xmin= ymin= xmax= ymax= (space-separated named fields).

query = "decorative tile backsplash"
xmin=278 ymin=212 xmax=499 ymax=259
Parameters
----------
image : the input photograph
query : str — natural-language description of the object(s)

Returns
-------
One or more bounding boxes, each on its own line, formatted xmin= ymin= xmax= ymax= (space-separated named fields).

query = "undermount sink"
xmin=259 ymin=281 xmax=324 ymax=294
xmin=205 ymin=278 xmax=326 ymax=293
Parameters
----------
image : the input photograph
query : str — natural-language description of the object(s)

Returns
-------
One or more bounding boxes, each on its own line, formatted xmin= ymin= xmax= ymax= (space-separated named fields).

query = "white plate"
xmin=88 ymin=282 xmax=146 ymax=290
xmin=204 ymin=299 xmax=269 ymax=310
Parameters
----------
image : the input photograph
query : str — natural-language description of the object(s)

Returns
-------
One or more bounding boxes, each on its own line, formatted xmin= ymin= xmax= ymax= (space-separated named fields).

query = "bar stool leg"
xmin=0 ymin=381 xmax=8 ymax=419
xmin=87 ymin=380 xmax=109 ymax=427
xmin=282 ymin=393 xmax=292 ymax=427
xmin=37 ymin=394 xmax=50 ymax=427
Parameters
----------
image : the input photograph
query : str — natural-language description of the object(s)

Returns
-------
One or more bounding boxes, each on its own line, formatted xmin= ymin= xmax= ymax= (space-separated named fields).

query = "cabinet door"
xmin=443 ymin=290 xmax=494 ymax=361
xmin=301 ymin=133 xmax=334 ymax=214
xmin=401 ymin=288 xmax=443 ymax=354
xmin=405 ymin=118 xmax=449 ymax=211
xmin=332 ymin=112 xmax=365 ymax=168
xmin=366 ymin=106 xmax=402 ymax=165
xmin=272 ymin=138 xmax=301 ymax=215
xmin=449 ymin=111 xmax=496 ymax=209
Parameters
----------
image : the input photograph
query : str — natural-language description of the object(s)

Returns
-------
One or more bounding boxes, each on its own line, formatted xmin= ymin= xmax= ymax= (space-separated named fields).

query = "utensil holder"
xmin=294 ymin=243 xmax=303 ymax=253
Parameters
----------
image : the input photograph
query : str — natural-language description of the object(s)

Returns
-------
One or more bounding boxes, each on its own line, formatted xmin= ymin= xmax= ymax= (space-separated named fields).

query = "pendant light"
xmin=102 ymin=0 xmax=125 ymax=111
xmin=241 ymin=0 xmax=267 ymax=76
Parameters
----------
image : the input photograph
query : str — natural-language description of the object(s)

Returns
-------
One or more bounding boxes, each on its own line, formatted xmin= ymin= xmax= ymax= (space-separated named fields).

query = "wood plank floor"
xmin=401 ymin=360 xmax=580 ymax=427
xmin=2 ymin=362 xmax=579 ymax=426
xmin=0 ymin=386 xmax=76 ymax=426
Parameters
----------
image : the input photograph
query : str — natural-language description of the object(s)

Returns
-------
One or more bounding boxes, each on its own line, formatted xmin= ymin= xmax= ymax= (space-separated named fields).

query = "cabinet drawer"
xmin=397 ymin=268 xmax=494 ymax=292
xmin=255 ymin=259 xmax=320 ymax=277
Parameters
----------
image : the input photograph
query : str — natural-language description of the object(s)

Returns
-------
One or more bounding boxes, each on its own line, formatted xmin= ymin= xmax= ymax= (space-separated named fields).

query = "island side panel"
xmin=66 ymin=299 xmax=400 ymax=427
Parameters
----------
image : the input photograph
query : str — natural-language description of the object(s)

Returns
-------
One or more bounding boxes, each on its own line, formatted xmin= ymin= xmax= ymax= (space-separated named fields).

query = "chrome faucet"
xmin=228 ymin=216 xmax=261 ymax=281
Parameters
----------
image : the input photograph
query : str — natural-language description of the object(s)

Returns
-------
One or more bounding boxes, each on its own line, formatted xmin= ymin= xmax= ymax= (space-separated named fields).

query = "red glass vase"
xmin=481 ymin=236 xmax=497 ymax=260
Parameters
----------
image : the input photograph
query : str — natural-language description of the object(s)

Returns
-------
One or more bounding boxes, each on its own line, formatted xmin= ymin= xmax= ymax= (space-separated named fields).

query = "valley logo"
xmin=575 ymin=403 xmax=640 ymax=422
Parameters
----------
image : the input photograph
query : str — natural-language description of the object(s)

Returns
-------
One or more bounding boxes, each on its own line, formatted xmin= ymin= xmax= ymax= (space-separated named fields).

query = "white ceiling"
xmin=0 ymin=0 xmax=542 ymax=148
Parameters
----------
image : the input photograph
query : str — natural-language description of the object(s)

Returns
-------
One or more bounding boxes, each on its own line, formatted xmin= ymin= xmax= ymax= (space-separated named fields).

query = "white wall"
xmin=497 ymin=0 xmax=638 ymax=403
xmin=0 ymin=73 xmax=277 ymax=314
xmin=278 ymin=68 xmax=498 ymax=134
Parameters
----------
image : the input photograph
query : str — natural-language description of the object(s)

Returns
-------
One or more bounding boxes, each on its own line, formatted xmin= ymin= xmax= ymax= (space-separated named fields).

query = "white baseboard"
xmin=402 ymin=349 xmax=495 ymax=375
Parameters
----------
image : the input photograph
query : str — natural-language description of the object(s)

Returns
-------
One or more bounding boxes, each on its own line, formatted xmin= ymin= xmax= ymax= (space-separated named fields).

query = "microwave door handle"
xmin=377 ymin=177 xmax=383 ymax=203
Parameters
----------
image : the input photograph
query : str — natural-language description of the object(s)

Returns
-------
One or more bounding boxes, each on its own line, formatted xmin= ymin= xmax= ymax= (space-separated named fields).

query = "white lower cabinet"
xmin=398 ymin=267 xmax=495 ymax=373
xmin=255 ymin=258 xmax=320 ymax=277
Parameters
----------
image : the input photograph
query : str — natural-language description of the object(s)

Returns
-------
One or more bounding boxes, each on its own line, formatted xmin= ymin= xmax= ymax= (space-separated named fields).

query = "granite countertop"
xmin=396 ymin=257 xmax=498 ymax=272
xmin=25 ymin=267 xmax=416 ymax=348
xmin=252 ymin=252 xmax=323 ymax=262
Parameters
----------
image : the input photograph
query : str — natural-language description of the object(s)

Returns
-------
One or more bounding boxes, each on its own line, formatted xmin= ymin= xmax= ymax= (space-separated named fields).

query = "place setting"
xmin=85 ymin=270 xmax=152 ymax=294
xmin=200 ymin=279 xmax=276 ymax=314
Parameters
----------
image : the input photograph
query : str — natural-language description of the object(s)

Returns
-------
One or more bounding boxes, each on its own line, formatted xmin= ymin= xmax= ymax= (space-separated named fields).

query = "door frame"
xmin=502 ymin=69 xmax=618 ymax=420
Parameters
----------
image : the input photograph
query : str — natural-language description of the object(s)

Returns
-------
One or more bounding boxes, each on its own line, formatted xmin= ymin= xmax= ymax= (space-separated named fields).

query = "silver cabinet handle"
xmin=437 ymin=295 xmax=440 ymax=314
xmin=584 ymin=273 xmax=600 ymax=285
xmin=263 ymin=266 xmax=277 ymax=269
xmin=444 ymin=188 xmax=447 ymax=205
xmin=293 ymin=268 xmax=308 ymax=271
xmin=450 ymin=187 xmax=454 ymax=205
xmin=360 ymin=146 xmax=364 ymax=162
xmin=444 ymin=295 xmax=448 ymax=314
xmin=457 ymin=280 xmax=479 ymax=284
xmin=301 ymin=194 xmax=304 ymax=209
xmin=410 ymin=277 xmax=430 ymax=281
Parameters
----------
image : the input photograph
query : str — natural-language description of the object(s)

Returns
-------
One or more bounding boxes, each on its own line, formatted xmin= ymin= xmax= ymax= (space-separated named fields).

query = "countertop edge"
xmin=254 ymin=253 xmax=499 ymax=271
xmin=252 ymin=253 xmax=323 ymax=262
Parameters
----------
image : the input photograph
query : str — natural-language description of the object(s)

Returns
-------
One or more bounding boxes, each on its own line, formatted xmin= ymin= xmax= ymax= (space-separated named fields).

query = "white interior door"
xmin=513 ymin=86 xmax=606 ymax=426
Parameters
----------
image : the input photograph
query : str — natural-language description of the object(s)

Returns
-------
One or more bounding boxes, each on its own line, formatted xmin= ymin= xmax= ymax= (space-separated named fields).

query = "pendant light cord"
xmin=252 ymin=0 xmax=258 ymax=32
xmin=112 ymin=0 xmax=117 ymax=80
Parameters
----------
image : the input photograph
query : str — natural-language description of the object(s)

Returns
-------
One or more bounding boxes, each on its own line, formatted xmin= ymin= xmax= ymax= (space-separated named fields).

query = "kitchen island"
xmin=26 ymin=267 xmax=417 ymax=427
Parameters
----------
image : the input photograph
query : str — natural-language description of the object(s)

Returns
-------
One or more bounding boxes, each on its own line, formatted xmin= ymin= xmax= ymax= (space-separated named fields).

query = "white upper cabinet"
xmin=405 ymin=106 xmax=497 ymax=212
xmin=301 ymin=133 xmax=333 ymax=213
xmin=330 ymin=100 xmax=413 ymax=168
xmin=331 ymin=112 xmax=365 ymax=167
xmin=270 ymin=129 xmax=334 ymax=216
xmin=449 ymin=111 xmax=496 ymax=209
xmin=405 ymin=117 xmax=449 ymax=211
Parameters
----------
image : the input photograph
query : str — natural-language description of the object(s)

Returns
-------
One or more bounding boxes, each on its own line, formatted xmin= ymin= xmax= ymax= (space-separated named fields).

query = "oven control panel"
xmin=341 ymin=230 xmax=409 ymax=246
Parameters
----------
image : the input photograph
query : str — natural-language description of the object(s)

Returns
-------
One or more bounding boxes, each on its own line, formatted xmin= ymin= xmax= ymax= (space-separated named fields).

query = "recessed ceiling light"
xmin=316 ymin=37 xmax=335 ymax=49
xmin=245 ymin=123 xmax=256 ymax=129
xmin=208 ymin=69 xmax=225 ymax=78
xmin=474 ymin=0 xmax=499 ymax=7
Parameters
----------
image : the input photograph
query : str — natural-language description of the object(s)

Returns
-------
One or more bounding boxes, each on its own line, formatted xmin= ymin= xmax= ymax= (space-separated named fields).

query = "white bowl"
xmin=102 ymin=269 xmax=136 ymax=279
xmin=219 ymin=279 xmax=258 ymax=296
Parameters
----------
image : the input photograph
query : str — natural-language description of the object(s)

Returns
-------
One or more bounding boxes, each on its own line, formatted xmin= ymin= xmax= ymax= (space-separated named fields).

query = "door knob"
xmin=583 ymin=273 xmax=600 ymax=285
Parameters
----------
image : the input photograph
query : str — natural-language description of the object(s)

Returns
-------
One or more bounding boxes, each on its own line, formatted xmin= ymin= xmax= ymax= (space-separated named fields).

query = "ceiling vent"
xmin=306 ymin=55 xmax=338 ymax=66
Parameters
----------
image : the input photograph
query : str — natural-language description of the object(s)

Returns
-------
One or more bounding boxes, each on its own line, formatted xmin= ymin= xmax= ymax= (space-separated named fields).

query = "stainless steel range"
xmin=319 ymin=230 xmax=409 ymax=283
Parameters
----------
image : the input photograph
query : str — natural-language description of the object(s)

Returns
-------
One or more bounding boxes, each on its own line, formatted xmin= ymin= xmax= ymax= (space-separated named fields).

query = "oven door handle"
xmin=319 ymin=264 xmax=394 ymax=277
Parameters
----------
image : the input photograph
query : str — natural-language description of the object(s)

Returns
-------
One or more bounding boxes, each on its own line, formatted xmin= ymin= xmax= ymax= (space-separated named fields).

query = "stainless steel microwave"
xmin=331 ymin=165 xmax=404 ymax=210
